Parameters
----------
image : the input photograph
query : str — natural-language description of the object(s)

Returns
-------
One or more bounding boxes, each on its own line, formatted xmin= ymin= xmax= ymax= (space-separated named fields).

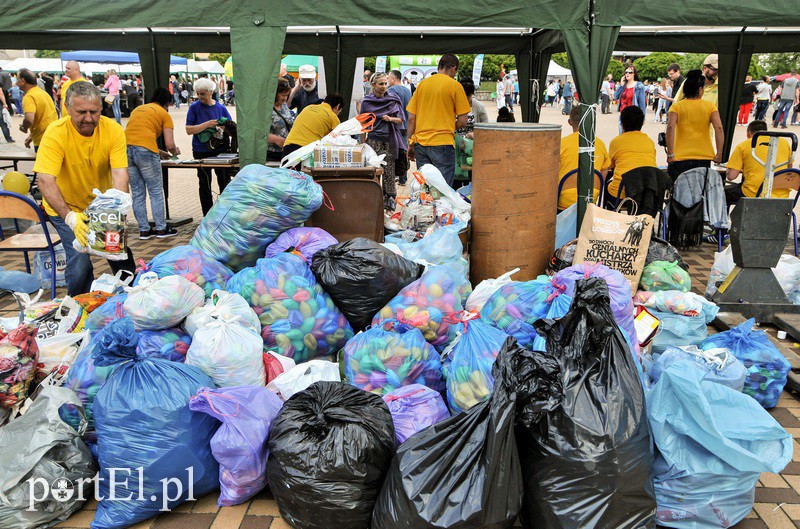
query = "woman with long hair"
xmin=103 ymin=68 xmax=122 ymax=123
xmin=655 ymin=78 xmax=671 ymax=123
xmin=360 ymin=72 xmax=405 ymax=212
xmin=267 ymin=79 xmax=293 ymax=162
xmin=613 ymin=65 xmax=646 ymax=132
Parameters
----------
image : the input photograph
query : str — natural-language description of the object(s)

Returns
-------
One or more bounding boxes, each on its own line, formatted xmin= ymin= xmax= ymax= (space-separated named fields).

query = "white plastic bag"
xmin=773 ymin=254 xmax=800 ymax=294
xmin=124 ymin=273 xmax=205 ymax=330
xmin=705 ymin=246 xmax=734 ymax=298
xmin=186 ymin=318 xmax=266 ymax=387
xmin=271 ymin=359 xmax=340 ymax=400
xmin=466 ymin=268 xmax=520 ymax=312
xmin=183 ymin=290 xmax=261 ymax=337
xmin=35 ymin=331 xmax=89 ymax=385
xmin=90 ymin=270 xmax=134 ymax=294
xmin=329 ymin=113 xmax=375 ymax=137
xmin=418 ymin=164 xmax=471 ymax=222
xmin=71 ymin=188 xmax=133 ymax=261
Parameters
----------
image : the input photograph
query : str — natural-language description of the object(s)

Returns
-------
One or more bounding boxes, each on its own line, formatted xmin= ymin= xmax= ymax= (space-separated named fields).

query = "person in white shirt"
xmin=754 ymin=76 xmax=773 ymax=121
xmin=496 ymin=78 xmax=505 ymax=109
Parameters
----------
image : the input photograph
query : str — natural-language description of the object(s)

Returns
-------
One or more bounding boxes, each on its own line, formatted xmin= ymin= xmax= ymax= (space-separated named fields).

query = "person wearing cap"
xmin=289 ymin=65 xmax=322 ymax=115
xmin=674 ymin=54 xmax=719 ymax=108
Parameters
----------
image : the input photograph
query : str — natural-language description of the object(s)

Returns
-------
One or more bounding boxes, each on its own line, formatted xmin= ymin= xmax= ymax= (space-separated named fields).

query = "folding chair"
xmin=756 ymin=168 xmax=800 ymax=256
xmin=612 ymin=168 xmax=671 ymax=239
xmin=557 ymin=169 xmax=606 ymax=211
xmin=0 ymin=191 xmax=62 ymax=298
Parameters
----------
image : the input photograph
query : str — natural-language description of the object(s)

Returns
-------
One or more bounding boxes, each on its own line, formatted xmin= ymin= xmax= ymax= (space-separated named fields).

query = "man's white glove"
xmin=65 ymin=210 xmax=90 ymax=247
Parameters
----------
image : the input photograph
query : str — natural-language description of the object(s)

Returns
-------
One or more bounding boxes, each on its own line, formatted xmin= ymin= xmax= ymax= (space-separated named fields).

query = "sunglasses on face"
xmin=626 ymin=71 xmax=634 ymax=74
xmin=705 ymin=65 xmax=718 ymax=72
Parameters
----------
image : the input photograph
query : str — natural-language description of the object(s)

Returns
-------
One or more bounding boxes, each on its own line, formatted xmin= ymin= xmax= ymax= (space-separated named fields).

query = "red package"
xmin=0 ymin=324 xmax=39 ymax=409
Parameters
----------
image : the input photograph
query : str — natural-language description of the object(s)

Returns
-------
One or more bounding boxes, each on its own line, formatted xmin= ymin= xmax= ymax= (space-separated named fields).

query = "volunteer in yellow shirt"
xmin=126 ymin=87 xmax=181 ymax=240
xmin=283 ymin=93 xmax=344 ymax=157
xmin=665 ymin=69 xmax=724 ymax=180
xmin=558 ymin=105 xmax=610 ymax=210
xmin=673 ymin=54 xmax=719 ymax=108
xmin=33 ymin=80 xmax=133 ymax=296
xmin=59 ymin=60 xmax=87 ymax=116
xmin=726 ymin=119 xmax=794 ymax=206
xmin=407 ymin=53 xmax=471 ymax=186
xmin=16 ymin=68 xmax=57 ymax=149
xmin=608 ymin=106 xmax=658 ymax=198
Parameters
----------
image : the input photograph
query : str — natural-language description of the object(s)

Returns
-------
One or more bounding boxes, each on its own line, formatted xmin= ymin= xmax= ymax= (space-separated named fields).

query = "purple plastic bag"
xmin=137 ymin=328 xmax=192 ymax=363
xmin=189 ymin=385 xmax=284 ymax=506
xmin=553 ymin=263 xmax=639 ymax=355
xmin=382 ymin=384 xmax=450 ymax=445
xmin=264 ymin=227 xmax=337 ymax=265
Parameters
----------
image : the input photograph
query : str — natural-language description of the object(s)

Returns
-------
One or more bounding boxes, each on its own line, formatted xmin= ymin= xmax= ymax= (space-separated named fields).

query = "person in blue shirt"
xmin=562 ymin=79 xmax=574 ymax=115
xmin=9 ymin=83 xmax=22 ymax=114
xmin=387 ymin=69 xmax=412 ymax=185
xmin=184 ymin=77 xmax=233 ymax=215
xmin=513 ymin=79 xmax=519 ymax=104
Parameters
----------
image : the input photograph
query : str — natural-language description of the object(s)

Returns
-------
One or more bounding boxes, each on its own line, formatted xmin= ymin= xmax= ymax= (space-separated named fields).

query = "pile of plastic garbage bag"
xmin=0 ymin=164 xmax=794 ymax=529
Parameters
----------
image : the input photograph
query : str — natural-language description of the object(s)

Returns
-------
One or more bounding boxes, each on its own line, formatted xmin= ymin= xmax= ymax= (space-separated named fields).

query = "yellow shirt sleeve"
xmin=727 ymin=142 xmax=745 ymax=173
xmin=32 ymin=126 xmax=65 ymax=176
xmin=454 ymin=84 xmax=471 ymax=116
xmin=22 ymin=93 xmax=35 ymax=114
xmin=596 ymin=139 xmax=611 ymax=171
xmin=406 ymin=91 xmax=418 ymax=116
xmin=109 ymin=125 xmax=129 ymax=169
xmin=163 ymin=108 xmax=174 ymax=129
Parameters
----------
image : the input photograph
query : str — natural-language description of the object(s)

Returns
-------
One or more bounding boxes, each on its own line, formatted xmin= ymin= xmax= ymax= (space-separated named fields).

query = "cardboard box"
xmin=314 ymin=145 xmax=366 ymax=168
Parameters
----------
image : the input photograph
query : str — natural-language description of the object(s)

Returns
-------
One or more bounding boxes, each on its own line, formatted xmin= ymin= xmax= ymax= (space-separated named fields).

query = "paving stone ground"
xmin=0 ymin=103 xmax=797 ymax=528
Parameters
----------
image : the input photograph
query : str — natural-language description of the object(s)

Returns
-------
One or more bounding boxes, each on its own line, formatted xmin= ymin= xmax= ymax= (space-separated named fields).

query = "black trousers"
xmin=667 ymin=159 xmax=711 ymax=181
xmin=193 ymin=150 xmax=231 ymax=216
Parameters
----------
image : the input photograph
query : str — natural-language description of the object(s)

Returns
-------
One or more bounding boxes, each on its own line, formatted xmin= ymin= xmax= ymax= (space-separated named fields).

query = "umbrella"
xmin=774 ymin=73 xmax=800 ymax=82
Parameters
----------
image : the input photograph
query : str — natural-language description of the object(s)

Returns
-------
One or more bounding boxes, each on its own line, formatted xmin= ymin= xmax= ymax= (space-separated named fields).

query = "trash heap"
xmin=0 ymin=164 xmax=794 ymax=529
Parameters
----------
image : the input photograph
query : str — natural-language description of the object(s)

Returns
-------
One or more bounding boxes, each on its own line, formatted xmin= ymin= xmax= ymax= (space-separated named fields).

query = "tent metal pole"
xmin=147 ymin=27 xmax=159 ymax=83
xmin=335 ymin=25 xmax=341 ymax=93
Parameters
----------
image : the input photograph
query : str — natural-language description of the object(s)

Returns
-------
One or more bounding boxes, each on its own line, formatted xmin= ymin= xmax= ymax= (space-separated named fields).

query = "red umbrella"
xmin=774 ymin=73 xmax=800 ymax=82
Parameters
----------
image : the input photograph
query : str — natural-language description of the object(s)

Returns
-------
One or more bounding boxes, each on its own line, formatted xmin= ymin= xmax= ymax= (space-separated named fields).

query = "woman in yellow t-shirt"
xmin=665 ymin=69 xmax=724 ymax=180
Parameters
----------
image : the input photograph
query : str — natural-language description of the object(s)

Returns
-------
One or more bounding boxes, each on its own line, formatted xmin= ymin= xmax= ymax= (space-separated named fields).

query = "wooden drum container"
xmin=470 ymin=122 xmax=561 ymax=283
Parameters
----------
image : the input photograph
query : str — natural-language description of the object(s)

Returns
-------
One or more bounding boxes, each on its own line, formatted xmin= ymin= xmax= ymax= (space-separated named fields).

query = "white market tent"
xmin=3 ymin=57 xmax=62 ymax=73
xmin=196 ymin=60 xmax=224 ymax=74
xmin=546 ymin=60 xmax=571 ymax=78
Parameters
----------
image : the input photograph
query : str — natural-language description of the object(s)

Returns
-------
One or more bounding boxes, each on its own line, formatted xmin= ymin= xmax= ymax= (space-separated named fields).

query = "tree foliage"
xmin=606 ymin=59 xmax=625 ymax=80
xmin=35 ymin=50 xmax=63 ymax=58
xmin=759 ymin=53 xmax=800 ymax=77
xmin=551 ymin=52 xmax=569 ymax=68
xmin=632 ymin=52 xmax=682 ymax=81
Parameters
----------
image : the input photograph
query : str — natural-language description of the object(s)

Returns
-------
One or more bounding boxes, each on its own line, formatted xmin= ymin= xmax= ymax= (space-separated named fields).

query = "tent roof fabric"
xmin=547 ymin=60 xmax=571 ymax=77
xmin=61 ymin=50 xmax=187 ymax=65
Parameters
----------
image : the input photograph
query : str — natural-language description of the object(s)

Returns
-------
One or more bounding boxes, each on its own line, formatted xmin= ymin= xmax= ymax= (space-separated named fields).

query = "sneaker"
xmin=154 ymin=227 xmax=178 ymax=238
xmin=782 ymin=124 xmax=788 ymax=129
xmin=139 ymin=230 xmax=153 ymax=240
xmin=703 ymin=233 xmax=730 ymax=245
xmin=5 ymin=138 xmax=14 ymax=143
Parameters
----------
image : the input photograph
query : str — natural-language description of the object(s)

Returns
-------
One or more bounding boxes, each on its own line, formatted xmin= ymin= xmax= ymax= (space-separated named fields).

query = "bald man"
xmin=59 ymin=60 xmax=86 ymax=116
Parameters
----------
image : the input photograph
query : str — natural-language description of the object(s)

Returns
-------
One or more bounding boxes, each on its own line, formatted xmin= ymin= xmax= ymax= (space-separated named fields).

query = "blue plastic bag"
xmin=264 ymin=227 xmax=337 ymax=265
xmin=138 ymin=327 xmax=192 ymax=363
xmin=701 ymin=318 xmax=792 ymax=409
xmin=134 ymin=245 xmax=233 ymax=298
xmin=82 ymin=293 xmax=127 ymax=336
xmin=382 ymin=384 xmax=450 ymax=445
xmin=91 ymin=318 xmax=220 ymax=529
xmin=650 ymin=310 xmax=709 ymax=355
xmin=646 ymin=358 xmax=793 ymax=529
xmin=481 ymin=276 xmax=571 ymax=352
xmin=191 ymin=165 xmax=323 ymax=272
xmin=189 ymin=386 xmax=283 ymax=506
xmin=384 ymin=224 xmax=465 ymax=272
xmin=643 ymin=345 xmax=747 ymax=391
xmin=555 ymin=203 xmax=578 ymax=249
xmin=445 ymin=318 xmax=509 ymax=414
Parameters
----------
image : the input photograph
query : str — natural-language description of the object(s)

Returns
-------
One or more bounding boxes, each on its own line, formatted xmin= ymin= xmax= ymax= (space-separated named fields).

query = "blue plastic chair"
xmin=557 ymin=168 xmax=606 ymax=211
xmin=0 ymin=191 xmax=62 ymax=298
xmin=755 ymin=168 xmax=800 ymax=256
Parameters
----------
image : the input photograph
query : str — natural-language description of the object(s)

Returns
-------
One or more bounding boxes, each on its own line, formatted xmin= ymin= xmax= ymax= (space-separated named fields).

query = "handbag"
xmin=668 ymin=172 xmax=707 ymax=250
xmin=104 ymin=94 xmax=115 ymax=104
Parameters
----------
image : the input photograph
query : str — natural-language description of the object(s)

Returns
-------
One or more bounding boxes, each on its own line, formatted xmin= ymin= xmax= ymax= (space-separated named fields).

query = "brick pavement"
xmin=0 ymin=103 xmax=796 ymax=529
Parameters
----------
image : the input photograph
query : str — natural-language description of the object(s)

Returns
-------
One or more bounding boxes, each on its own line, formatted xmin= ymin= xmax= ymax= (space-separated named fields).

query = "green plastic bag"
xmin=639 ymin=260 xmax=691 ymax=292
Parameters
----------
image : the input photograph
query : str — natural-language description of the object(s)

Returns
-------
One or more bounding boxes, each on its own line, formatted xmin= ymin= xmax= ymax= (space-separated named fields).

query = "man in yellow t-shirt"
xmin=283 ymin=93 xmax=343 ymax=157
xmin=16 ymin=68 xmax=57 ymax=150
xmin=407 ymin=53 xmax=471 ymax=186
xmin=726 ymin=120 xmax=794 ymax=206
xmin=608 ymin=106 xmax=658 ymax=198
xmin=673 ymin=54 xmax=719 ymax=108
xmin=59 ymin=60 xmax=87 ymax=116
xmin=558 ymin=105 xmax=610 ymax=210
xmin=33 ymin=80 xmax=133 ymax=295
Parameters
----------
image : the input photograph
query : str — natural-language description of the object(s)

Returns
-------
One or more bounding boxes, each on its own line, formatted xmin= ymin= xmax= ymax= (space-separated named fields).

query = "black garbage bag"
xmin=372 ymin=337 xmax=559 ymax=529
xmin=518 ymin=277 xmax=656 ymax=529
xmin=546 ymin=239 xmax=577 ymax=276
xmin=266 ymin=381 xmax=395 ymax=529
xmin=311 ymin=238 xmax=424 ymax=331
xmin=646 ymin=237 xmax=688 ymax=272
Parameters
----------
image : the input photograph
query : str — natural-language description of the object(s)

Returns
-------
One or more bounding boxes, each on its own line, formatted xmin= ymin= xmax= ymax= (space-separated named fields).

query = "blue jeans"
xmin=127 ymin=145 xmax=166 ymax=231
xmin=13 ymin=97 xmax=22 ymax=115
xmin=173 ymin=92 xmax=181 ymax=108
xmin=0 ymin=112 xmax=12 ymax=141
xmin=111 ymin=94 xmax=121 ymax=123
xmin=775 ymin=99 xmax=794 ymax=126
xmin=414 ymin=144 xmax=456 ymax=187
xmin=563 ymin=95 xmax=573 ymax=115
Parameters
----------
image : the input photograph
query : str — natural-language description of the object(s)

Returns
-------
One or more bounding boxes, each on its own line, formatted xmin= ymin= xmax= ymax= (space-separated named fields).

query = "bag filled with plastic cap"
xmin=650 ymin=310 xmax=713 ymax=355
xmin=186 ymin=318 xmax=266 ymax=388
xmin=466 ymin=268 xmax=519 ymax=312
xmin=227 ymin=254 xmax=353 ymax=363
xmin=480 ymin=276 xmax=572 ymax=352
xmin=183 ymin=290 xmax=260 ymax=338
xmin=382 ymin=384 xmax=449 ymax=445
xmin=553 ymin=262 xmax=639 ymax=354
xmin=137 ymin=327 xmax=192 ymax=363
xmin=90 ymin=318 xmax=219 ymax=529
xmin=444 ymin=316 xmax=509 ymax=414
xmin=0 ymin=386 xmax=97 ymax=529
xmin=190 ymin=386 xmax=283 ymax=506
xmin=343 ymin=327 xmax=444 ymax=396
xmin=518 ymin=278 xmax=656 ymax=529
xmin=83 ymin=293 xmax=127 ymax=336
xmin=546 ymin=239 xmax=578 ymax=276
xmin=312 ymin=238 xmax=424 ymax=331
xmin=0 ymin=324 xmax=39 ymax=410
xmin=33 ymin=331 xmax=89 ymax=387
xmin=124 ymin=273 xmax=205 ymax=331
xmin=190 ymin=165 xmax=323 ymax=272
xmin=647 ymin=357 xmax=793 ymax=528
xmin=264 ymin=227 xmax=337 ymax=265
xmin=372 ymin=337 xmax=538 ymax=529
xmin=271 ymin=359 xmax=340 ymax=400
xmin=646 ymin=237 xmax=688 ymax=271
xmin=384 ymin=223 xmax=465 ymax=271
xmin=372 ymin=263 xmax=472 ymax=352
xmin=73 ymin=188 xmax=132 ymax=260
xmin=644 ymin=345 xmax=747 ymax=391
xmin=267 ymin=381 xmax=395 ymax=529
xmin=133 ymin=245 xmax=233 ymax=298
xmin=701 ymin=318 xmax=792 ymax=409
xmin=639 ymin=260 xmax=692 ymax=292
xmin=633 ymin=290 xmax=718 ymax=318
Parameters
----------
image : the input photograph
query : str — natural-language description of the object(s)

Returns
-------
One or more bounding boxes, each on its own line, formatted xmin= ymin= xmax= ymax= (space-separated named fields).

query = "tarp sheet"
xmin=61 ymin=50 xmax=187 ymax=65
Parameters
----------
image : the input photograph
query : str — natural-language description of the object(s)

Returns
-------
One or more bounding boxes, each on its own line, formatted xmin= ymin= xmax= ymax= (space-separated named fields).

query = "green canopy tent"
xmin=282 ymin=54 xmax=319 ymax=72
